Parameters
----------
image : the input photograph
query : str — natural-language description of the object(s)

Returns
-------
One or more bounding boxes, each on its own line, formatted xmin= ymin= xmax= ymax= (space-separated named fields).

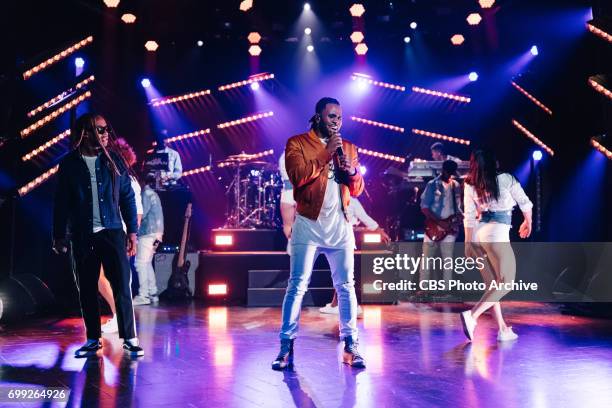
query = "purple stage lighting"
xmin=468 ymin=72 xmax=479 ymax=82
xmin=532 ymin=150 xmax=543 ymax=161
xmin=74 ymin=57 xmax=85 ymax=68
xmin=530 ymin=45 xmax=539 ymax=56
xmin=141 ymin=78 xmax=151 ymax=88
xmin=250 ymin=82 xmax=260 ymax=91
xmin=360 ymin=165 xmax=367 ymax=175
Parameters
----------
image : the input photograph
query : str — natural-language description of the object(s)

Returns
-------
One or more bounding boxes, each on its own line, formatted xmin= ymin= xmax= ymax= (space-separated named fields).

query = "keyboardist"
xmin=430 ymin=142 xmax=461 ymax=163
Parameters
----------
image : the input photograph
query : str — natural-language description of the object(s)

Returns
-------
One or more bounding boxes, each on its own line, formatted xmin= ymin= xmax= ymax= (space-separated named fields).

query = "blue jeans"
xmin=280 ymin=244 xmax=358 ymax=340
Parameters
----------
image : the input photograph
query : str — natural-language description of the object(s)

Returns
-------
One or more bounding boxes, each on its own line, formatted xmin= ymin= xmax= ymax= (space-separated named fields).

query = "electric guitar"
xmin=160 ymin=203 xmax=193 ymax=300
xmin=424 ymin=213 xmax=463 ymax=241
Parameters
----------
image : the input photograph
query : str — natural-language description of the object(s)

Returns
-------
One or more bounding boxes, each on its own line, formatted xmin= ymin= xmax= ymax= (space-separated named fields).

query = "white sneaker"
xmin=150 ymin=295 xmax=159 ymax=304
xmin=133 ymin=295 xmax=151 ymax=306
xmin=101 ymin=315 xmax=118 ymax=333
xmin=319 ymin=303 xmax=339 ymax=315
xmin=460 ymin=310 xmax=477 ymax=341
xmin=497 ymin=327 xmax=518 ymax=342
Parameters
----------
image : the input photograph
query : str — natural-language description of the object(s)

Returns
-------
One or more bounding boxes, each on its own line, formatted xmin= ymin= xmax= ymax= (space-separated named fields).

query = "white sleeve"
xmin=350 ymin=199 xmax=379 ymax=230
xmin=171 ymin=149 xmax=182 ymax=179
xmin=508 ymin=175 xmax=533 ymax=212
xmin=463 ymin=183 xmax=478 ymax=228
xmin=279 ymin=152 xmax=289 ymax=182
xmin=131 ymin=178 xmax=144 ymax=215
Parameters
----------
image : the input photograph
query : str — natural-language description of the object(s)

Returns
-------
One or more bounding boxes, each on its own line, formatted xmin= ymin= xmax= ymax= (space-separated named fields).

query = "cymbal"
xmin=217 ymin=160 xmax=276 ymax=168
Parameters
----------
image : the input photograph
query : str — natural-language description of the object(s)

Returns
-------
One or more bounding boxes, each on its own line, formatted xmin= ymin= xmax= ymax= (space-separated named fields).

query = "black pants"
xmin=72 ymin=229 xmax=136 ymax=340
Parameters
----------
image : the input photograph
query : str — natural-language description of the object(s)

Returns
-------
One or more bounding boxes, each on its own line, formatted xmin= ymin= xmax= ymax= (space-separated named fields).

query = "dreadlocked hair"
xmin=71 ymin=112 xmax=129 ymax=205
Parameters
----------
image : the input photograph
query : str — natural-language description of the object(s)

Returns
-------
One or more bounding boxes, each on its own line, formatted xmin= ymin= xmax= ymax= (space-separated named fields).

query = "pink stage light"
xmin=412 ymin=86 xmax=471 ymax=103
xmin=355 ymin=43 xmax=368 ymax=55
xmin=350 ymin=31 xmax=364 ymax=43
xmin=22 ymin=129 xmax=71 ymax=162
xmin=21 ymin=91 xmax=92 ymax=138
xmin=23 ymin=36 xmax=93 ymax=80
xmin=351 ymin=116 xmax=404 ymax=133
xmin=511 ymin=81 xmax=553 ymax=115
xmin=451 ymin=34 xmax=465 ymax=45
xmin=351 ymin=73 xmax=405 ymax=91
xmin=239 ymin=0 xmax=253 ymax=12
xmin=248 ymin=45 xmax=262 ymax=56
xmin=151 ymin=89 xmax=211 ymax=107
xmin=144 ymin=41 xmax=159 ymax=51
xmin=218 ymin=73 xmax=274 ymax=91
xmin=591 ymin=138 xmax=612 ymax=160
xmin=412 ymin=128 xmax=471 ymax=145
xmin=214 ymin=234 xmax=234 ymax=246
xmin=18 ymin=165 xmax=59 ymax=196
xmin=247 ymin=32 xmax=261 ymax=44
xmin=208 ymin=284 xmax=228 ymax=295
xmin=349 ymin=3 xmax=365 ymax=17
xmin=467 ymin=13 xmax=482 ymax=26
xmin=363 ymin=233 xmax=382 ymax=244
xmin=586 ymin=20 xmax=612 ymax=43
xmin=182 ymin=165 xmax=212 ymax=177
xmin=511 ymin=119 xmax=554 ymax=156
xmin=588 ymin=76 xmax=612 ymax=100
xmin=479 ymin=0 xmax=495 ymax=8
xmin=121 ymin=13 xmax=136 ymax=24
xmin=27 ymin=75 xmax=94 ymax=117
xmin=217 ymin=112 xmax=274 ymax=129
xmin=357 ymin=148 xmax=405 ymax=163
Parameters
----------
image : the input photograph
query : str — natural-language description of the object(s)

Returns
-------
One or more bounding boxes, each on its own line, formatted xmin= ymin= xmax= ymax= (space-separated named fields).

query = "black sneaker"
xmin=75 ymin=340 xmax=102 ymax=358
xmin=342 ymin=336 xmax=366 ymax=369
xmin=123 ymin=341 xmax=144 ymax=357
xmin=271 ymin=339 xmax=294 ymax=370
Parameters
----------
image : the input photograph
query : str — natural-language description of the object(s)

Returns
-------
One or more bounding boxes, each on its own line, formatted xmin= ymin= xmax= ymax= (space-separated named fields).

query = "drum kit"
xmin=219 ymin=153 xmax=282 ymax=229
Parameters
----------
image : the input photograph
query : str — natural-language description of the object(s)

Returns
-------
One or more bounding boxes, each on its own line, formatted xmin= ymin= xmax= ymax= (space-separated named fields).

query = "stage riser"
xmin=248 ymin=269 xmax=333 ymax=288
xmin=248 ymin=288 xmax=335 ymax=307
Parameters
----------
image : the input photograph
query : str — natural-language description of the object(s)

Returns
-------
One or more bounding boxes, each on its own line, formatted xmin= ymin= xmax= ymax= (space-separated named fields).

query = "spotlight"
xmin=304 ymin=27 xmax=312 ymax=35
xmin=355 ymin=43 xmax=368 ymax=55
xmin=197 ymin=40 xmax=204 ymax=47
xmin=349 ymin=3 xmax=365 ymax=17
xmin=403 ymin=36 xmax=411 ymax=44
xmin=451 ymin=34 xmax=465 ymax=45
xmin=103 ymin=0 xmax=120 ymax=7
xmin=307 ymin=45 xmax=314 ymax=52
xmin=144 ymin=41 xmax=159 ymax=51
xmin=350 ymin=31 xmax=364 ymax=43
xmin=247 ymin=32 xmax=261 ymax=44
xmin=239 ymin=0 xmax=253 ymax=12
xmin=530 ymin=45 xmax=539 ymax=56
xmin=141 ymin=78 xmax=151 ymax=88
xmin=467 ymin=13 xmax=482 ymax=25
xmin=468 ymin=72 xmax=479 ymax=82
xmin=532 ymin=150 xmax=543 ymax=161
xmin=250 ymin=82 xmax=260 ymax=90
xmin=359 ymin=165 xmax=367 ymax=175
xmin=511 ymin=119 xmax=555 ymax=156
xmin=121 ymin=13 xmax=136 ymax=24
xmin=74 ymin=57 xmax=85 ymax=68
xmin=248 ymin=45 xmax=262 ymax=56
xmin=410 ymin=22 xmax=417 ymax=29
xmin=303 ymin=3 xmax=311 ymax=11
xmin=479 ymin=0 xmax=495 ymax=8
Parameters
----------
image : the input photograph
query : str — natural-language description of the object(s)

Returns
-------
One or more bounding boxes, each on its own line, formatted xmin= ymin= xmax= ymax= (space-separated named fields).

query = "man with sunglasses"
xmin=53 ymin=113 xmax=143 ymax=357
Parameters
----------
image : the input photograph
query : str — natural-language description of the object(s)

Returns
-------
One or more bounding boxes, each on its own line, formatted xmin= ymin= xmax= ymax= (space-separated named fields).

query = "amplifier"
xmin=153 ymin=252 xmax=199 ymax=294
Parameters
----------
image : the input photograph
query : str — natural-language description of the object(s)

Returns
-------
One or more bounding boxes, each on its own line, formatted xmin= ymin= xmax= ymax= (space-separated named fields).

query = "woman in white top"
xmin=460 ymin=149 xmax=532 ymax=342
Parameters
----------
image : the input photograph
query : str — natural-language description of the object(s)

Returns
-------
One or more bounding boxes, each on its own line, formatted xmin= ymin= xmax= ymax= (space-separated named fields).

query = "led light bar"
xmin=588 ymin=76 xmax=612 ymax=100
xmin=21 ymin=91 xmax=92 ymax=138
xmin=412 ymin=86 xmax=471 ymax=103
xmin=217 ymin=111 xmax=273 ymax=129
xmin=165 ymin=128 xmax=211 ymax=144
xmin=351 ymin=73 xmax=405 ymax=91
xmin=357 ymin=148 xmax=405 ymax=163
xmin=511 ymin=119 xmax=554 ymax=156
xmin=22 ymin=129 xmax=71 ymax=162
xmin=218 ymin=73 xmax=274 ymax=91
xmin=586 ymin=20 xmax=612 ymax=44
xmin=182 ymin=165 xmax=212 ymax=177
xmin=27 ymin=75 xmax=95 ymax=118
xmin=412 ymin=128 xmax=471 ymax=145
xmin=351 ymin=116 xmax=404 ymax=133
xmin=18 ymin=165 xmax=59 ymax=196
xmin=151 ymin=89 xmax=211 ymax=107
xmin=591 ymin=138 xmax=612 ymax=160
xmin=511 ymin=81 xmax=553 ymax=115
xmin=23 ymin=36 xmax=94 ymax=80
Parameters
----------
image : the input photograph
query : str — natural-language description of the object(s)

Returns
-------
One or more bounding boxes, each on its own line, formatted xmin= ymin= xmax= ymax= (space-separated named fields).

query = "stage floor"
xmin=2 ymin=302 xmax=612 ymax=407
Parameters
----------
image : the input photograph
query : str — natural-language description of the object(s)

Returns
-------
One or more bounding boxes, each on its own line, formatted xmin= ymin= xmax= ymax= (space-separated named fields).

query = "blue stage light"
xmin=410 ymin=22 xmax=417 ymax=29
xmin=141 ymin=78 xmax=151 ymax=88
xmin=532 ymin=150 xmax=543 ymax=161
xmin=404 ymin=36 xmax=411 ymax=44
xmin=468 ymin=72 xmax=479 ymax=82
xmin=530 ymin=45 xmax=539 ymax=56
xmin=250 ymin=82 xmax=260 ymax=90
xmin=75 ymin=57 xmax=85 ymax=68
xmin=303 ymin=2 xmax=310 ymax=11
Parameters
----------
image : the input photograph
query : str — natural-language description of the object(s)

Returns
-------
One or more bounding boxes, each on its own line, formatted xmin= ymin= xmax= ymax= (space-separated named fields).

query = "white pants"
xmin=134 ymin=233 xmax=162 ymax=298
xmin=474 ymin=222 xmax=511 ymax=243
xmin=420 ymin=234 xmax=457 ymax=282
xmin=280 ymin=244 xmax=358 ymax=340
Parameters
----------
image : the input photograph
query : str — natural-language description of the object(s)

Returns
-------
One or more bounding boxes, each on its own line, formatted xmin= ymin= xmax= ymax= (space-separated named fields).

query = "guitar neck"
xmin=177 ymin=203 xmax=192 ymax=268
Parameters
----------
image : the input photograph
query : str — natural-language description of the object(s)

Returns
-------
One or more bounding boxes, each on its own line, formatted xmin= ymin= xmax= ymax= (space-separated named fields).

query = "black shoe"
xmin=75 ymin=340 xmax=102 ymax=358
xmin=123 ymin=341 xmax=144 ymax=357
xmin=271 ymin=339 xmax=294 ymax=370
xmin=342 ymin=336 xmax=366 ymax=369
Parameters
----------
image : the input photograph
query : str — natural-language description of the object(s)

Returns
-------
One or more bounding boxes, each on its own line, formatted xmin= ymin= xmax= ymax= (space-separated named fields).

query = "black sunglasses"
xmin=94 ymin=125 xmax=111 ymax=135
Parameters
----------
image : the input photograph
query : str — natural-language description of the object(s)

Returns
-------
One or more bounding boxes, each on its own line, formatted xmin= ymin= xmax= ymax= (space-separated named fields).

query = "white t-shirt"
xmin=290 ymin=138 xmax=354 ymax=248
xmin=82 ymin=155 xmax=105 ymax=233
xmin=440 ymin=179 xmax=456 ymax=219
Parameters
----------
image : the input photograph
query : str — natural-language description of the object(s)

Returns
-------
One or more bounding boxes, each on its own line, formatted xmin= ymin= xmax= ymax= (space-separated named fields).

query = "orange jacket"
xmin=285 ymin=129 xmax=364 ymax=221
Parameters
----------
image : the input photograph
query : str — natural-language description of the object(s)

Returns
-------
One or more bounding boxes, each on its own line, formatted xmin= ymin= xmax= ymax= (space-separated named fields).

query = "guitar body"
xmin=424 ymin=214 xmax=462 ymax=241
xmin=160 ymin=203 xmax=193 ymax=301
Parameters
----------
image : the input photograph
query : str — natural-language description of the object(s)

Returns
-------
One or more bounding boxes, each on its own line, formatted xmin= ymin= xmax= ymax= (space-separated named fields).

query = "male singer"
xmin=272 ymin=97 xmax=366 ymax=370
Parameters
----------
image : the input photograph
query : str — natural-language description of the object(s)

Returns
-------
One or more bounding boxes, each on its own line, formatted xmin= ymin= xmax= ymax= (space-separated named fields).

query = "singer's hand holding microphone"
xmin=326 ymin=131 xmax=356 ymax=175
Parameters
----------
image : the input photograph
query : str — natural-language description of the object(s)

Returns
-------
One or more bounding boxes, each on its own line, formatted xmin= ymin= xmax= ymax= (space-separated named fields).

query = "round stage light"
xmin=74 ymin=57 xmax=85 ymax=68
xmin=197 ymin=40 xmax=204 ymax=47
xmin=355 ymin=43 xmax=368 ymax=55
xmin=350 ymin=31 xmax=364 ymax=43
xmin=304 ymin=27 xmax=312 ymax=35
xmin=530 ymin=45 xmax=539 ymax=56
xmin=468 ymin=72 xmax=479 ymax=82
xmin=250 ymin=82 xmax=260 ymax=91
xmin=303 ymin=2 xmax=311 ymax=11
xmin=410 ymin=22 xmax=417 ymax=29
xmin=248 ymin=45 xmax=262 ymax=56
xmin=404 ymin=36 xmax=411 ymax=44
xmin=360 ymin=165 xmax=367 ymax=175
xmin=349 ymin=3 xmax=365 ymax=17
xmin=239 ymin=0 xmax=253 ymax=12
xmin=451 ymin=34 xmax=465 ymax=45
xmin=141 ymin=78 xmax=151 ymax=88
xmin=532 ymin=150 xmax=543 ymax=161
xmin=247 ymin=32 xmax=261 ymax=44
xmin=144 ymin=41 xmax=159 ymax=52
xmin=121 ymin=13 xmax=136 ymax=24
xmin=467 ymin=13 xmax=482 ymax=26
xmin=104 ymin=0 xmax=120 ymax=7
xmin=479 ymin=0 xmax=495 ymax=8
xmin=307 ymin=45 xmax=314 ymax=52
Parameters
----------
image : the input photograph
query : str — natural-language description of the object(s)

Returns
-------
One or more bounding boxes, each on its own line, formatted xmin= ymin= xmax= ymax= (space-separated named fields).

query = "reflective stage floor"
xmin=1 ymin=302 xmax=612 ymax=407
